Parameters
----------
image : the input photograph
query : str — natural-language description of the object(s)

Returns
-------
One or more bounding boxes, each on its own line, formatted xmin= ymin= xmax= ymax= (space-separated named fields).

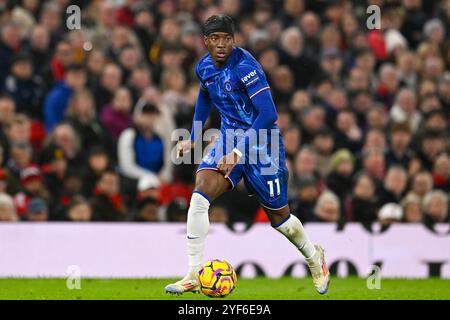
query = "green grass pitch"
xmin=1 ymin=277 xmax=449 ymax=300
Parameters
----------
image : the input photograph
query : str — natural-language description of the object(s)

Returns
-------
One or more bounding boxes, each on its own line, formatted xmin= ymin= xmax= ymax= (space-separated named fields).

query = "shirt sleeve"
xmin=238 ymin=62 xmax=270 ymax=100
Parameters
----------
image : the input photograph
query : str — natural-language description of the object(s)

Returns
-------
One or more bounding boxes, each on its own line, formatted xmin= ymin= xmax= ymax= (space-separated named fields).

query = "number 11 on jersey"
xmin=267 ymin=178 xmax=280 ymax=197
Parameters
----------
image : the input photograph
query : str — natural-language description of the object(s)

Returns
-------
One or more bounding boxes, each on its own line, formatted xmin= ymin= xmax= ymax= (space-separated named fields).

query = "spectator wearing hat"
xmin=0 ymin=192 xmax=18 ymax=221
xmin=26 ymin=197 xmax=49 ymax=222
xmin=43 ymin=63 xmax=87 ymax=132
xmin=326 ymin=149 xmax=354 ymax=205
xmin=2 ymin=53 xmax=46 ymax=119
xmin=386 ymin=122 xmax=415 ymax=169
xmin=90 ymin=169 xmax=125 ymax=221
xmin=378 ymin=203 xmax=403 ymax=225
xmin=13 ymin=166 xmax=51 ymax=218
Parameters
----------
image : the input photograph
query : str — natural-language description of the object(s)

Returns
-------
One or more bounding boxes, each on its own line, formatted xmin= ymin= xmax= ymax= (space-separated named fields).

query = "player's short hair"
xmin=203 ymin=15 xmax=235 ymax=36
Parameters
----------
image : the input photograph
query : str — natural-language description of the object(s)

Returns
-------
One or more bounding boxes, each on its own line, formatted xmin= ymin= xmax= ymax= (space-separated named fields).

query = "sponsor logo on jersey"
xmin=241 ymin=69 xmax=259 ymax=86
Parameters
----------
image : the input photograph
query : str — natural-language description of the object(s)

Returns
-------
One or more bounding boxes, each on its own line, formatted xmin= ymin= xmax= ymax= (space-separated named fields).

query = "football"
xmin=198 ymin=259 xmax=237 ymax=298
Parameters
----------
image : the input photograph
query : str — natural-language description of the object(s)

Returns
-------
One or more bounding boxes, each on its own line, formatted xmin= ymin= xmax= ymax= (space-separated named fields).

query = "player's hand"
xmin=217 ymin=151 xmax=241 ymax=178
xmin=176 ymin=140 xmax=194 ymax=159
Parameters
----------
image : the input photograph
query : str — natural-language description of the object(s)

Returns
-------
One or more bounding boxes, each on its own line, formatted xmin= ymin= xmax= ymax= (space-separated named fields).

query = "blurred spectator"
xmin=65 ymin=89 xmax=112 ymax=154
xmin=378 ymin=166 xmax=408 ymax=206
xmin=44 ymin=122 xmax=83 ymax=167
xmin=81 ymin=146 xmax=111 ymax=198
xmin=416 ymin=129 xmax=446 ymax=171
xmin=326 ymin=149 xmax=354 ymax=205
xmin=90 ymin=169 xmax=124 ymax=221
xmin=93 ymin=63 xmax=123 ymax=113
xmin=334 ymin=109 xmax=363 ymax=153
xmin=410 ymin=171 xmax=434 ymax=200
xmin=135 ymin=196 xmax=160 ymax=222
xmin=432 ymin=153 xmax=450 ymax=192
xmin=401 ymin=193 xmax=423 ymax=223
xmin=14 ymin=166 xmax=51 ymax=219
xmin=44 ymin=63 xmax=87 ymax=132
xmin=0 ymin=23 xmax=21 ymax=85
xmin=26 ymin=197 xmax=49 ymax=222
xmin=118 ymin=103 xmax=164 ymax=184
xmin=2 ymin=52 xmax=46 ymax=119
xmin=348 ymin=172 xmax=378 ymax=223
xmin=378 ymin=203 xmax=403 ymax=225
xmin=386 ymin=122 xmax=414 ymax=169
xmin=291 ymin=175 xmax=319 ymax=222
xmin=422 ymin=190 xmax=449 ymax=224
xmin=312 ymin=128 xmax=334 ymax=177
xmin=0 ymin=192 xmax=18 ymax=221
xmin=313 ymin=190 xmax=340 ymax=222
xmin=100 ymin=87 xmax=133 ymax=142
xmin=65 ymin=196 xmax=92 ymax=222
xmin=166 ymin=197 xmax=189 ymax=222
xmin=41 ymin=145 xmax=67 ymax=199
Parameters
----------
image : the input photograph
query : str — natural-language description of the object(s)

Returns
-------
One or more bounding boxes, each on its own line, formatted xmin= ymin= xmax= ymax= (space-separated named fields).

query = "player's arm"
xmin=177 ymin=87 xmax=212 ymax=158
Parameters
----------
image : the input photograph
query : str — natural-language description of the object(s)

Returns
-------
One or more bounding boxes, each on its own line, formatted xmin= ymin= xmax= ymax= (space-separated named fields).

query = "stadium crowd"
xmin=0 ymin=0 xmax=448 ymax=225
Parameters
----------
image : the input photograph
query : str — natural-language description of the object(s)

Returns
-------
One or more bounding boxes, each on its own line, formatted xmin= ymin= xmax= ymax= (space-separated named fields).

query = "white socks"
xmin=273 ymin=214 xmax=316 ymax=260
xmin=186 ymin=191 xmax=210 ymax=276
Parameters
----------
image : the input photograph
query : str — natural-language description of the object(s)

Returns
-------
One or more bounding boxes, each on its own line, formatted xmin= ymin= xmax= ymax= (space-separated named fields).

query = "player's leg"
xmin=186 ymin=169 xmax=231 ymax=276
xmin=263 ymin=205 xmax=330 ymax=294
xmin=165 ymin=169 xmax=231 ymax=294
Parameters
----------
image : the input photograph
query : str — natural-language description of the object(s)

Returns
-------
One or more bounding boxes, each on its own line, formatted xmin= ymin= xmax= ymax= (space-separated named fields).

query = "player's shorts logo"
xmin=223 ymin=81 xmax=233 ymax=93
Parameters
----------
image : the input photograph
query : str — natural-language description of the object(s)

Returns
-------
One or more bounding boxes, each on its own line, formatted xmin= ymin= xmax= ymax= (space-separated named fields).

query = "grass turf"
xmin=0 ymin=277 xmax=449 ymax=300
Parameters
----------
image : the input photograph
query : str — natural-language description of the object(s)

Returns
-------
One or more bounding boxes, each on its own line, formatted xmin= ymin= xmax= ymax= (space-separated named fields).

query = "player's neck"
xmin=214 ymin=60 xmax=227 ymax=68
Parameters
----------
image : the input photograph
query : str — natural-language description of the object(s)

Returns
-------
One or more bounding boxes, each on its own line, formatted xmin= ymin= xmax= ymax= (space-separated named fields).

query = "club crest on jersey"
xmin=223 ymin=80 xmax=233 ymax=93
xmin=241 ymin=69 xmax=259 ymax=87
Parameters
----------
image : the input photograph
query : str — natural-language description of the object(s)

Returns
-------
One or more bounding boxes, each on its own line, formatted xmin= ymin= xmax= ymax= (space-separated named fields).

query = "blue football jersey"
xmin=195 ymin=47 xmax=277 ymax=132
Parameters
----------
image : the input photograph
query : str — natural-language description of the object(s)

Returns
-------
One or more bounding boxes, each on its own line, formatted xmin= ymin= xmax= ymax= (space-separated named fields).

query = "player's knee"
xmin=194 ymin=177 xmax=216 ymax=200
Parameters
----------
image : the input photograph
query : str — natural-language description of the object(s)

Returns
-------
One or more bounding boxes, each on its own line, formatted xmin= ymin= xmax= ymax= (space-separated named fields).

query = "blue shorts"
xmin=197 ymin=131 xmax=289 ymax=210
